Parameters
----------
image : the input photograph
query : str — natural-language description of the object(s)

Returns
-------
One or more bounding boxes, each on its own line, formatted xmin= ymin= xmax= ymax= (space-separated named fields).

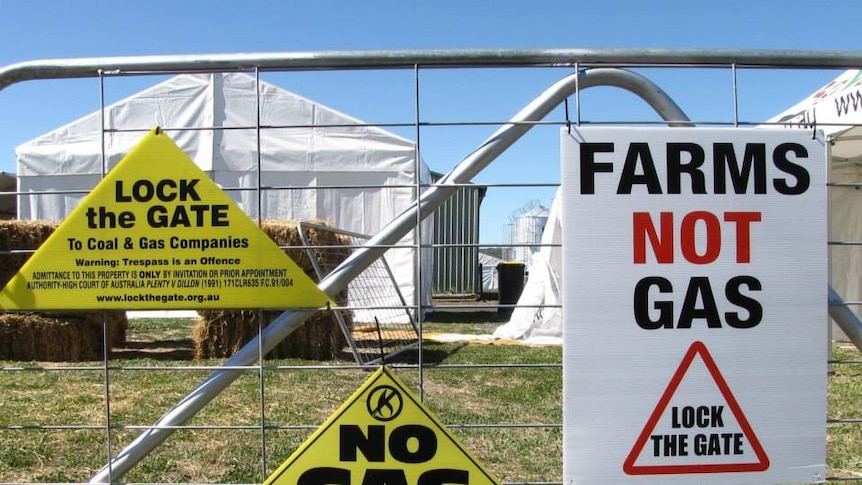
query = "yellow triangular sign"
xmin=0 ymin=128 xmax=334 ymax=310
xmin=264 ymin=366 xmax=502 ymax=485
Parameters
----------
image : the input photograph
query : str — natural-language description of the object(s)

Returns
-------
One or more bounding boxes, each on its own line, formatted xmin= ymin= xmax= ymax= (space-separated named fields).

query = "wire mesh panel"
xmin=297 ymin=221 xmax=419 ymax=365
xmin=0 ymin=50 xmax=860 ymax=485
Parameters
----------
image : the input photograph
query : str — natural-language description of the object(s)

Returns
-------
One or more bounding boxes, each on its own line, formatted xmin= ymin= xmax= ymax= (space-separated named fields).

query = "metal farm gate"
xmin=1 ymin=49 xmax=862 ymax=485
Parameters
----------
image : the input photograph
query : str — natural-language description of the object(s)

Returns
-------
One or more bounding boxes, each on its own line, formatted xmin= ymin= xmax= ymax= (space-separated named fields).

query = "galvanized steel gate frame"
xmin=2 ymin=48 xmax=862 ymax=484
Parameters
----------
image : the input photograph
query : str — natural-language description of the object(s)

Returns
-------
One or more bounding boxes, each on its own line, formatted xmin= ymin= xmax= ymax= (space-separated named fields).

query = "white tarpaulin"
xmin=768 ymin=70 xmax=862 ymax=325
xmin=16 ymin=73 xmax=432 ymax=320
xmin=493 ymin=190 xmax=562 ymax=344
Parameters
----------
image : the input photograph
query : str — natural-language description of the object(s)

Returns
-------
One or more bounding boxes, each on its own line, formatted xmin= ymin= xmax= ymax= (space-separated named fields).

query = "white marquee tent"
xmin=768 ymin=69 xmax=862 ymax=327
xmin=769 ymin=70 xmax=862 ymax=163
xmin=16 ymin=72 xmax=432 ymax=319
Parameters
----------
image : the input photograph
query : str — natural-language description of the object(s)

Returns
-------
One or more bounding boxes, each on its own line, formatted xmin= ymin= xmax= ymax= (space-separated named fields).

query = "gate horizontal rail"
xmin=4 ymin=48 xmax=862 ymax=90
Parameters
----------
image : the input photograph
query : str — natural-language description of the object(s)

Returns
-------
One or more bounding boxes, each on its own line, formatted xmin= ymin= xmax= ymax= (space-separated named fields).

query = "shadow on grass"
xmin=424 ymin=311 xmax=509 ymax=324
xmin=113 ymin=337 xmax=464 ymax=366
xmin=392 ymin=344 xmax=465 ymax=365
xmin=112 ymin=313 xmax=483 ymax=363
xmin=111 ymin=339 xmax=195 ymax=361
xmin=341 ymin=343 xmax=464 ymax=366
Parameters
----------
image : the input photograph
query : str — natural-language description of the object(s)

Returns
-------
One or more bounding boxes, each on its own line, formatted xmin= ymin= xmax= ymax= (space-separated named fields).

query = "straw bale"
xmin=193 ymin=308 xmax=350 ymax=360
xmin=195 ymin=220 xmax=352 ymax=360
xmin=0 ymin=220 xmax=56 ymax=287
xmin=0 ymin=312 xmax=122 ymax=362
xmin=0 ymin=220 xmax=128 ymax=360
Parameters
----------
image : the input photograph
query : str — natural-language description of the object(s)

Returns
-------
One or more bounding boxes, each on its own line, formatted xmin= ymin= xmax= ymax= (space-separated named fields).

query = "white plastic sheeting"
xmin=493 ymin=191 xmax=562 ymax=344
xmin=16 ymin=73 xmax=432 ymax=320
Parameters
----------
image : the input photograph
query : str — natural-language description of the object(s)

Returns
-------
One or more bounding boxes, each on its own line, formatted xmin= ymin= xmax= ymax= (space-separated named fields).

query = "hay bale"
xmin=0 ymin=220 xmax=56 ymax=287
xmin=0 ymin=220 xmax=128 ymax=360
xmin=0 ymin=313 xmax=122 ymax=362
xmin=195 ymin=220 xmax=352 ymax=360
xmin=193 ymin=308 xmax=349 ymax=360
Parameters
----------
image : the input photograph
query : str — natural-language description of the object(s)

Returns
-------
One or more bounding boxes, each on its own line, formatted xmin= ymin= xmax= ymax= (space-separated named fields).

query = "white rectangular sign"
xmin=562 ymin=127 xmax=827 ymax=485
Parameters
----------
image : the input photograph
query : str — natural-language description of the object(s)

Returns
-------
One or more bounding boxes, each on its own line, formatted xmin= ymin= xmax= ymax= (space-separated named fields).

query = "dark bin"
xmin=497 ymin=261 xmax=526 ymax=315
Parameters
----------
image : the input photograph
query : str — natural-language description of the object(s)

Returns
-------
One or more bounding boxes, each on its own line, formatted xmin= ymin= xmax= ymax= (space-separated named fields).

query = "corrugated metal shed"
xmin=430 ymin=172 xmax=485 ymax=296
xmin=0 ymin=172 xmax=15 ymax=219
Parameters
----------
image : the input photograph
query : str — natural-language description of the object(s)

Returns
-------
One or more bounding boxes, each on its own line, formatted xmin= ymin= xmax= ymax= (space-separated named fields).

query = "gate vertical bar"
xmin=732 ymin=63 xmax=740 ymax=127
xmin=413 ymin=63 xmax=425 ymax=399
xmin=254 ymin=66 xmax=269 ymax=481
xmin=97 ymin=69 xmax=114 ymax=485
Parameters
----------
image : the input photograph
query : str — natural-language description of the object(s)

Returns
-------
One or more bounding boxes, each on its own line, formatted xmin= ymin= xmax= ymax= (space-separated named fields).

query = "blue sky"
xmin=0 ymin=0 xmax=859 ymax=244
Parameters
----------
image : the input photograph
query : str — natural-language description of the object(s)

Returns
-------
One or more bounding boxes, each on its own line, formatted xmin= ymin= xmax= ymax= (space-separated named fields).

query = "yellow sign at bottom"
xmin=264 ymin=366 xmax=501 ymax=485
xmin=0 ymin=129 xmax=333 ymax=310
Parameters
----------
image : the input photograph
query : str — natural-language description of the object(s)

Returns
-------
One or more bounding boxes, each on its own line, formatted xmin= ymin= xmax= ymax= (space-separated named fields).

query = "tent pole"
xmin=89 ymin=67 xmax=691 ymax=483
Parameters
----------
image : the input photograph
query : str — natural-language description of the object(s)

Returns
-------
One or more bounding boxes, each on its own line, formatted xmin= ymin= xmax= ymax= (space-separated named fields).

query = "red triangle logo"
xmin=623 ymin=341 xmax=770 ymax=475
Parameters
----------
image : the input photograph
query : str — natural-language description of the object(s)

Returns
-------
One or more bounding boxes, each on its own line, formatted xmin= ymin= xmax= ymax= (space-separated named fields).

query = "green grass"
xmin=0 ymin=316 xmax=562 ymax=484
xmin=828 ymin=344 xmax=862 ymax=480
xmin=0 ymin=317 xmax=859 ymax=484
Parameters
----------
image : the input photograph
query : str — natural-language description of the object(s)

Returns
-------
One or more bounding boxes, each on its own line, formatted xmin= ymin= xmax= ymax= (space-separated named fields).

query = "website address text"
xmin=95 ymin=293 xmax=221 ymax=304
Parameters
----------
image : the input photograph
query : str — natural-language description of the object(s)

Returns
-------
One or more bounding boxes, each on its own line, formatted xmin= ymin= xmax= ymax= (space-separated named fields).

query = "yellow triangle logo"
xmin=0 ymin=128 xmax=334 ymax=310
xmin=264 ymin=366 xmax=502 ymax=485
